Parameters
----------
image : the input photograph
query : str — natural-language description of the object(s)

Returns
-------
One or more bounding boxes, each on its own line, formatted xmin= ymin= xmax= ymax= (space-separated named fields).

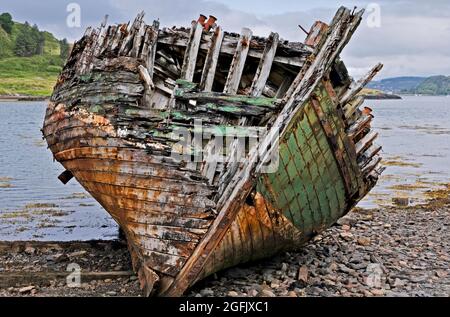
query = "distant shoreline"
xmin=363 ymin=93 xmax=402 ymax=100
xmin=0 ymin=95 xmax=49 ymax=102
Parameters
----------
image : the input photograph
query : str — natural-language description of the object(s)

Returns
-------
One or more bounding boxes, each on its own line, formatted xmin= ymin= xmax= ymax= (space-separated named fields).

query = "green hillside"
xmin=368 ymin=76 xmax=450 ymax=95
xmin=0 ymin=12 xmax=69 ymax=97
xmin=416 ymin=76 xmax=450 ymax=95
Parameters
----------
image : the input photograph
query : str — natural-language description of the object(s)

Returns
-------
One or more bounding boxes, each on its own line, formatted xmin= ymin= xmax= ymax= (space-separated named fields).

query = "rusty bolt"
xmin=204 ymin=15 xmax=218 ymax=32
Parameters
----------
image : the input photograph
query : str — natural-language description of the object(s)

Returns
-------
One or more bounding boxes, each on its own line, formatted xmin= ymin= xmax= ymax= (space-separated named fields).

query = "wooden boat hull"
xmin=43 ymin=7 xmax=383 ymax=296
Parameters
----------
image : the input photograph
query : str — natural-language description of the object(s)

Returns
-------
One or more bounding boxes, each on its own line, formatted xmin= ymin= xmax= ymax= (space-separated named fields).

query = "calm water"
xmin=0 ymin=97 xmax=449 ymax=240
xmin=359 ymin=96 xmax=450 ymax=208
xmin=0 ymin=101 xmax=117 ymax=241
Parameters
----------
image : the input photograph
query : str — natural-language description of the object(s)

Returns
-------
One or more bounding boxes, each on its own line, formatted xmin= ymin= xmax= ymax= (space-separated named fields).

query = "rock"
xmin=106 ymin=291 xmax=117 ymax=296
xmin=68 ymin=250 xmax=87 ymax=258
xmin=225 ymin=268 xmax=249 ymax=279
xmin=338 ymin=264 xmax=353 ymax=273
xmin=113 ymin=265 xmax=123 ymax=271
xmin=262 ymin=270 xmax=274 ymax=283
xmin=281 ymin=263 xmax=288 ymax=272
xmin=435 ymin=270 xmax=448 ymax=278
xmin=287 ymin=291 xmax=297 ymax=297
xmin=24 ymin=246 xmax=35 ymax=255
xmin=392 ymin=197 xmax=409 ymax=207
xmin=340 ymin=232 xmax=354 ymax=240
xmin=248 ymin=289 xmax=259 ymax=297
xmin=200 ymin=288 xmax=214 ymax=297
xmin=357 ymin=237 xmax=371 ymax=246
xmin=19 ymin=286 xmax=35 ymax=294
xmin=408 ymin=275 xmax=428 ymax=283
xmin=297 ymin=266 xmax=308 ymax=283
xmin=393 ymin=278 xmax=405 ymax=287
xmin=227 ymin=291 xmax=239 ymax=297
xmin=257 ymin=289 xmax=276 ymax=297
xmin=46 ymin=253 xmax=67 ymax=262
xmin=370 ymin=289 xmax=384 ymax=296
xmin=341 ymin=224 xmax=351 ymax=231
xmin=270 ymin=281 xmax=280 ymax=289
xmin=337 ymin=216 xmax=357 ymax=226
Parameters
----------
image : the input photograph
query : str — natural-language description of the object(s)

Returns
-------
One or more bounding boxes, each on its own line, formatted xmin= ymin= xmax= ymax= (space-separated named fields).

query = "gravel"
xmin=0 ymin=193 xmax=448 ymax=297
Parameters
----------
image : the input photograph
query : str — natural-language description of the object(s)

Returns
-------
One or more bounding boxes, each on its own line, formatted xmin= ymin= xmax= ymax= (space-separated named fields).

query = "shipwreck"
xmin=42 ymin=6 xmax=384 ymax=296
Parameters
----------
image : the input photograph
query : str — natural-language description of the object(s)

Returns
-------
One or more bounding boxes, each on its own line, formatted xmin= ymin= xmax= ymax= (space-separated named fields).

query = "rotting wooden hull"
xmin=43 ymin=7 xmax=384 ymax=296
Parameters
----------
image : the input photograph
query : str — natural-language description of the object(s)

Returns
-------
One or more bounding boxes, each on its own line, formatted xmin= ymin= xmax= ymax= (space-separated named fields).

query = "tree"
xmin=0 ymin=12 xmax=13 ymax=34
xmin=59 ymin=38 xmax=70 ymax=60
xmin=14 ymin=22 xmax=37 ymax=57
xmin=31 ymin=24 xmax=44 ymax=55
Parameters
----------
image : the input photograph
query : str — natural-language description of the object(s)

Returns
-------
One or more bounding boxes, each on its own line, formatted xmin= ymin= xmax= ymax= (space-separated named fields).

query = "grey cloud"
xmin=1 ymin=0 xmax=449 ymax=78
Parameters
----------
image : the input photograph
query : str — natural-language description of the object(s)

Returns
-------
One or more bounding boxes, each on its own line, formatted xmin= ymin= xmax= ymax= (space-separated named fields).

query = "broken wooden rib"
xmin=43 ymin=6 xmax=384 ymax=297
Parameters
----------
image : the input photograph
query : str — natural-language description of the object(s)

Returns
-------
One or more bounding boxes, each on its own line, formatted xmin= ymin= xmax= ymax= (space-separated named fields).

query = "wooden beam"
xmin=223 ymin=28 xmax=253 ymax=94
xmin=343 ymin=95 xmax=364 ymax=120
xmin=180 ymin=22 xmax=204 ymax=81
xmin=119 ymin=12 xmax=145 ymax=56
xmin=199 ymin=26 xmax=224 ymax=92
xmin=355 ymin=130 xmax=378 ymax=155
xmin=130 ymin=22 xmax=146 ymax=58
xmin=157 ymin=30 xmax=311 ymax=68
xmin=339 ymin=63 xmax=383 ymax=106
xmin=250 ymin=32 xmax=279 ymax=97
xmin=162 ymin=7 xmax=365 ymax=297
xmin=310 ymin=96 xmax=354 ymax=196
xmin=140 ymin=20 xmax=160 ymax=79
xmin=347 ymin=114 xmax=371 ymax=139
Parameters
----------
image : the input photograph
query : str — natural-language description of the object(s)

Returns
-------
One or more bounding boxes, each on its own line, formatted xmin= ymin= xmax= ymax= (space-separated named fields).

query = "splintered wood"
xmin=43 ymin=6 xmax=384 ymax=297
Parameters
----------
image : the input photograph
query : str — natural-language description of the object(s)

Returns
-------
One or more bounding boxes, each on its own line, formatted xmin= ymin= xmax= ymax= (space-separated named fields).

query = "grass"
xmin=359 ymin=88 xmax=385 ymax=96
xmin=0 ymin=55 xmax=63 ymax=96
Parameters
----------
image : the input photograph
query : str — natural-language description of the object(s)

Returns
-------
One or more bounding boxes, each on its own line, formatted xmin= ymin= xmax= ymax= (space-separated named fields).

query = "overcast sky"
xmin=2 ymin=0 xmax=450 ymax=79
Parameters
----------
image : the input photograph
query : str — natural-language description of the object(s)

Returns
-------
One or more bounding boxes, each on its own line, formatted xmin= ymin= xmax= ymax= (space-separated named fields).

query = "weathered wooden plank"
xmin=130 ymin=22 xmax=146 ymax=58
xmin=180 ymin=22 xmax=204 ymax=81
xmin=358 ymin=144 xmax=382 ymax=168
xmin=92 ymin=15 xmax=109 ymax=58
xmin=310 ymin=96 xmax=354 ymax=197
xmin=140 ymin=20 xmax=160 ymax=78
xmin=119 ymin=11 xmax=145 ymax=56
xmin=162 ymin=7 xmax=365 ymax=297
xmin=361 ymin=155 xmax=382 ymax=175
xmin=138 ymin=65 xmax=155 ymax=91
xmin=109 ymin=23 xmax=127 ymax=53
xmin=339 ymin=63 xmax=383 ymax=106
xmin=343 ymin=96 xmax=365 ymax=122
xmin=250 ymin=32 xmax=279 ymax=97
xmin=275 ymin=74 xmax=294 ymax=98
xmin=199 ymin=26 xmax=224 ymax=91
xmin=223 ymin=28 xmax=253 ymax=94
xmin=157 ymin=29 xmax=311 ymax=67
xmin=347 ymin=114 xmax=371 ymax=139
xmin=355 ymin=130 xmax=378 ymax=154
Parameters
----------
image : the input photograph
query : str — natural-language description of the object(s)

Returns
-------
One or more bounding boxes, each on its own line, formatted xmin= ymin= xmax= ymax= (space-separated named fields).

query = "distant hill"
xmin=367 ymin=77 xmax=426 ymax=94
xmin=0 ymin=12 xmax=70 ymax=96
xmin=415 ymin=76 xmax=450 ymax=95
xmin=368 ymin=76 xmax=450 ymax=95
